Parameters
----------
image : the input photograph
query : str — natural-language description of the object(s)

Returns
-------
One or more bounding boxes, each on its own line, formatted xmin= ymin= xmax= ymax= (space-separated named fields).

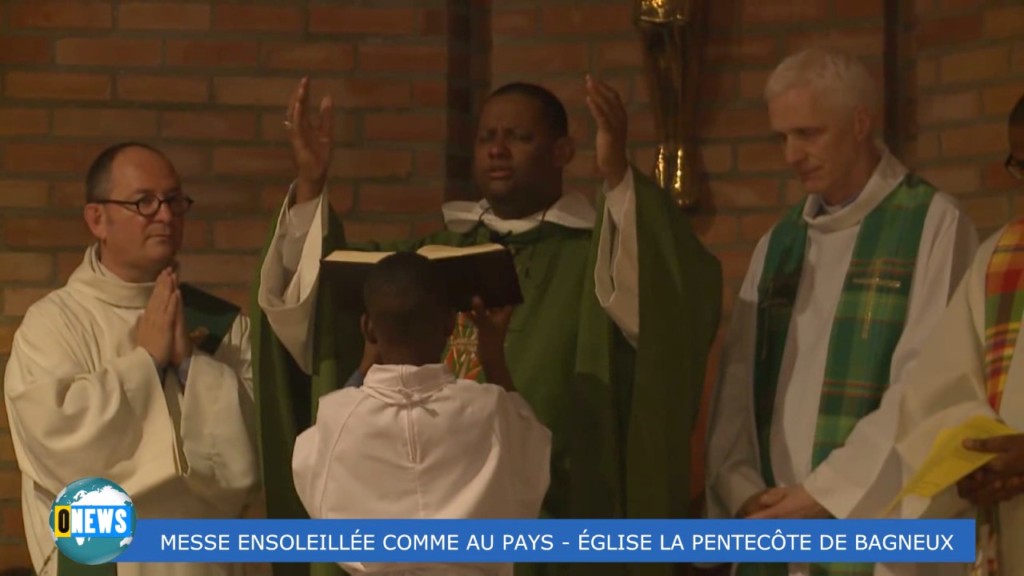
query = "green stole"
xmin=250 ymin=169 xmax=722 ymax=576
xmin=743 ymin=176 xmax=933 ymax=576
xmin=57 ymin=285 xmax=241 ymax=576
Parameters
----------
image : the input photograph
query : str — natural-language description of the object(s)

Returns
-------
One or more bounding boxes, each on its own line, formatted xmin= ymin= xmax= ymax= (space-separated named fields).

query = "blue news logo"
xmin=49 ymin=477 xmax=136 ymax=565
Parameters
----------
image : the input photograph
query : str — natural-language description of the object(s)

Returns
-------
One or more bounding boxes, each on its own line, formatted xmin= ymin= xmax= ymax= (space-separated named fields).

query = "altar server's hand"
xmin=585 ymin=75 xmax=629 ymax=190
xmin=746 ymin=485 xmax=830 ymax=519
xmin=285 ymin=76 xmax=333 ymax=204
xmin=169 ymin=272 xmax=193 ymax=368
xmin=468 ymin=296 xmax=513 ymax=363
xmin=138 ymin=268 xmax=176 ymax=368
xmin=959 ymin=434 xmax=1024 ymax=505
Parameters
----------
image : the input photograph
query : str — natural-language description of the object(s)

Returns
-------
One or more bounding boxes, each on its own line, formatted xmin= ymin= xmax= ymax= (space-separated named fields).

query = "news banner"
xmin=53 ymin=478 xmax=976 ymax=565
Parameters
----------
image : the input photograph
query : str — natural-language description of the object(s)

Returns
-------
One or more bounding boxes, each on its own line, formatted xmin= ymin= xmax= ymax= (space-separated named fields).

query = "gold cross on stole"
xmin=852 ymin=261 xmax=901 ymax=339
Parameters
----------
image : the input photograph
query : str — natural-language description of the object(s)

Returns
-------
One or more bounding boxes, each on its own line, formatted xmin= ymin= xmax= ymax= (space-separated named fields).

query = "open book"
xmin=322 ymin=243 xmax=524 ymax=312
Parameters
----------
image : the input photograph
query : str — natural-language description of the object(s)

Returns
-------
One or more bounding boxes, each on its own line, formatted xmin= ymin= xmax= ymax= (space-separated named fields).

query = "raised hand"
xmin=584 ymin=75 xmax=629 ymax=189
xmin=285 ymin=76 xmax=334 ymax=204
xmin=467 ymin=297 xmax=515 ymax=390
xmin=137 ymin=268 xmax=176 ymax=368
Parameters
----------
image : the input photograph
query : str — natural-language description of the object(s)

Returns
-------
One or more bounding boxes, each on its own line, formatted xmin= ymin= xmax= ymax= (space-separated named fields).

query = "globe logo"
xmin=49 ymin=477 xmax=135 ymax=565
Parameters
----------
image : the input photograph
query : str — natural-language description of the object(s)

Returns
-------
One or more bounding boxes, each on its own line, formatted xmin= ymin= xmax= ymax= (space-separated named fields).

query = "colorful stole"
xmin=741 ymin=177 xmax=934 ymax=576
xmin=975 ymin=220 xmax=1024 ymax=576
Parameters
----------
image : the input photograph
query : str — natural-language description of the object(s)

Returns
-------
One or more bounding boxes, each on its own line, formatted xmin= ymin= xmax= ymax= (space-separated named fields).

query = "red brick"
xmin=118 ymin=2 xmax=209 ymax=30
xmin=4 ymin=72 xmax=110 ymax=101
xmin=57 ymin=252 xmax=83 ymax=283
xmin=213 ymin=147 xmax=293 ymax=177
xmin=1014 ymin=43 xmax=1024 ymax=72
xmin=701 ymin=144 xmax=734 ymax=174
xmin=0 ymin=543 xmax=32 ymax=572
xmin=493 ymin=8 xmax=538 ymax=37
xmin=412 ymin=219 xmax=446 ymax=238
xmin=162 ymin=111 xmax=258 ymax=141
xmin=540 ymin=3 xmax=632 ymax=34
xmin=50 ymin=181 xmax=85 ymax=208
xmin=983 ymin=160 xmax=1021 ymax=192
xmin=413 ymin=81 xmax=447 ymax=107
xmin=363 ymin=113 xmax=447 ymax=143
xmin=2 ymin=143 xmax=103 ymax=174
xmin=213 ymin=4 xmax=303 ymax=32
xmin=263 ymin=42 xmax=354 ymax=71
xmin=213 ymin=219 xmax=271 ymax=250
xmin=181 ymin=220 xmax=209 ymax=250
xmin=118 ymin=75 xmax=208 ymax=103
xmin=327 ymin=150 xmax=414 ymax=180
xmin=910 ymin=132 xmax=941 ymax=162
xmin=0 ymin=253 xmax=54 ymax=282
xmin=257 ymin=183 xmax=353 ymax=214
xmin=176 ymin=254 xmax=260 ymax=285
xmin=0 ymin=431 xmax=17 ymax=464
xmin=739 ymin=212 xmax=785 ymax=243
xmin=9 ymin=1 xmax=111 ymax=28
xmin=940 ymin=123 xmax=1007 ymax=157
xmin=835 ymin=0 xmax=883 ymax=18
xmin=0 ymin=108 xmax=49 ymax=136
xmin=204 ymin=288 xmax=249 ymax=310
xmin=693 ymin=215 xmax=739 ymax=246
xmin=963 ymin=196 xmax=1010 ymax=230
xmin=1 ymin=503 xmax=24 ymax=539
xmin=786 ymin=28 xmax=884 ymax=57
xmin=56 ymin=38 xmax=161 ymax=66
xmin=701 ymin=107 xmax=772 ymax=139
xmin=165 ymin=40 xmax=259 ymax=68
xmin=917 ymin=57 xmax=938 ymax=88
xmin=982 ymin=83 xmax=1024 ymax=116
xmin=917 ymin=91 xmax=980 ymax=126
xmin=742 ymin=0 xmax=828 ymax=23
xmin=718 ymin=248 xmax=754 ymax=282
xmin=3 ymin=288 xmax=51 ymax=316
xmin=737 ymin=141 xmax=786 ymax=173
xmin=739 ymin=70 xmax=772 ymax=100
xmin=308 ymin=7 xmax=418 ymax=35
xmin=419 ymin=8 xmax=453 ymax=37
xmin=359 ymin=185 xmax=444 ymax=214
xmin=595 ymin=41 xmax=644 ymax=71
xmin=0 ymin=37 xmax=53 ymax=64
xmin=983 ymin=7 xmax=1024 ymax=39
xmin=916 ymin=15 xmax=983 ymax=49
xmin=162 ymin=146 xmax=210 ymax=179
xmin=940 ymin=47 xmax=1010 ymax=85
xmin=259 ymin=110 xmax=356 ymax=145
xmin=3 ymin=218 xmax=91 ymax=248
xmin=0 ymin=180 xmax=48 ymax=208
xmin=536 ymin=77 xmax=633 ymax=111
xmin=708 ymin=35 xmax=780 ymax=67
xmin=938 ymin=0 xmax=983 ymax=7
xmin=331 ymin=79 xmax=412 ymax=109
xmin=358 ymin=44 xmax=447 ymax=72
xmin=53 ymin=108 xmax=159 ymax=137
xmin=192 ymin=183 xmax=264 ymax=212
xmin=214 ymin=77 xmax=296 ymax=107
xmin=919 ymin=165 xmax=981 ymax=196
xmin=492 ymin=42 xmax=589 ymax=74
xmin=342 ymin=220 xmax=413 ymax=244
xmin=709 ymin=179 xmax=783 ymax=209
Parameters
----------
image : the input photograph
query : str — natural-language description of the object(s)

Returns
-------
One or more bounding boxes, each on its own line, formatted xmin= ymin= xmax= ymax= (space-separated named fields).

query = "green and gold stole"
xmin=974 ymin=220 xmax=1024 ymax=576
xmin=741 ymin=176 xmax=934 ymax=576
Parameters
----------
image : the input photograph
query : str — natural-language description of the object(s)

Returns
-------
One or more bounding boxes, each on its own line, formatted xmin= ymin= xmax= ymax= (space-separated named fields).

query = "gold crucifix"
xmin=852 ymin=260 xmax=902 ymax=339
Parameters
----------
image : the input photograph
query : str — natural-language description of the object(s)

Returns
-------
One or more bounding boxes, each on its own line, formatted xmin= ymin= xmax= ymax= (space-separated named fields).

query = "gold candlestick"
xmin=635 ymin=0 xmax=704 ymax=210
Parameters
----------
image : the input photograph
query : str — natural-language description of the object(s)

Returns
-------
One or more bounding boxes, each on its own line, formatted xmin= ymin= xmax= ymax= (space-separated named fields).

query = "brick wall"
xmin=1 ymin=0 xmax=1021 ymax=570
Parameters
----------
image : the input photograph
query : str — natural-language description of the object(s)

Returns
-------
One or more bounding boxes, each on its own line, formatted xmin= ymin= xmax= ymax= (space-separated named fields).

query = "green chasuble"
xmin=742 ymin=176 xmax=934 ymax=576
xmin=249 ymin=168 xmax=722 ymax=576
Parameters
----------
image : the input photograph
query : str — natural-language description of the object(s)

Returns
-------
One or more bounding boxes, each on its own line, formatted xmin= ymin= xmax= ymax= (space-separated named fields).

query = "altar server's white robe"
xmin=3 ymin=245 xmax=259 ymax=576
xmin=292 ymin=363 xmax=551 ymax=576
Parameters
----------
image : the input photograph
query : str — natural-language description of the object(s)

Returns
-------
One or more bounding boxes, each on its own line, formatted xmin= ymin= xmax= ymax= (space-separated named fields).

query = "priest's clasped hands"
xmin=137 ymin=267 xmax=193 ymax=376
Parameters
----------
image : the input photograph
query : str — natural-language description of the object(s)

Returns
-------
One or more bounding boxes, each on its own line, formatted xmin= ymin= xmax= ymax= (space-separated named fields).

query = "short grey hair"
xmin=764 ymin=48 xmax=879 ymax=115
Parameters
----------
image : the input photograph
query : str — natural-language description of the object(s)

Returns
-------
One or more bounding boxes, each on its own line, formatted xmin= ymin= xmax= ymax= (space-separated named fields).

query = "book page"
xmin=882 ymin=415 xmax=1019 ymax=515
xmin=323 ymin=250 xmax=392 ymax=264
xmin=415 ymin=243 xmax=505 ymax=260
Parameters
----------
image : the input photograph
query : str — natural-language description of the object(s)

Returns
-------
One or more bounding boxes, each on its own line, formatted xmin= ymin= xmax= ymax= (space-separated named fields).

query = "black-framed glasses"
xmin=92 ymin=194 xmax=194 ymax=217
xmin=1007 ymin=154 xmax=1024 ymax=181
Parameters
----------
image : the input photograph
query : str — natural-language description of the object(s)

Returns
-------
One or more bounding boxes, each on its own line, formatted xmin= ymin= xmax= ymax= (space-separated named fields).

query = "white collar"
xmin=801 ymin=145 xmax=909 ymax=233
xmin=441 ymin=192 xmax=597 ymax=235
xmin=360 ymin=364 xmax=455 ymax=407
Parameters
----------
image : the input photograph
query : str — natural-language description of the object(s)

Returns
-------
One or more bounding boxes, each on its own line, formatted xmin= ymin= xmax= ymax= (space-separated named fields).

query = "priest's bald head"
xmin=361 ymin=252 xmax=456 ymax=366
xmin=472 ymin=82 xmax=575 ymax=220
xmin=764 ymin=48 xmax=882 ymax=206
xmin=83 ymin=142 xmax=192 ymax=283
xmin=1008 ymin=93 xmax=1024 ymax=182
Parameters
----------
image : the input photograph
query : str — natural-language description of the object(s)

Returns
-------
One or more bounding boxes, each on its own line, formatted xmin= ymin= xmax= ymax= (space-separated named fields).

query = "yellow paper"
xmin=882 ymin=415 xmax=1018 ymax=516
